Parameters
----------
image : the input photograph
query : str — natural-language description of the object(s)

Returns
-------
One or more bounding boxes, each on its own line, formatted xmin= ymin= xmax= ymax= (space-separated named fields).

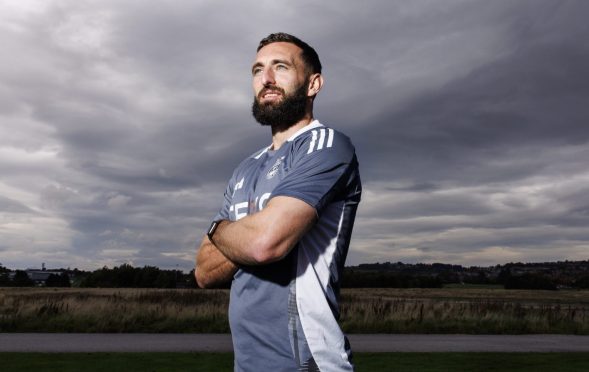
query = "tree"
xmin=573 ymin=275 xmax=589 ymax=289
xmin=79 ymin=266 xmax=113 ymax=287
xmin=0 ymin=263 xmax=9 ymax=286
xmin=187 ymin=269 xmax=197 ymax=288
xmin=504 ymin=273 xmax=556 ymax=290
xmin=113 ymin=264 xmax=137 ymax=287
xmin=135 ymin=266 xmax=160 ymax=287
xmin=0 ymin=272 xmax=9 ymax=286
xmin=12 ymin=270 xmax=34 ymax=287
xmin=46 ymin=272 xmax=71 ymax=287
xmin=154 ymin=271 xmax=176 ymax=288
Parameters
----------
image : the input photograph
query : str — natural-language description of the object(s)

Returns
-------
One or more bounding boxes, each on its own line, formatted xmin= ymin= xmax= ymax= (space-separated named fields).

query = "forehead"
xmin=254 ymin=42 xmax=304 ymax=65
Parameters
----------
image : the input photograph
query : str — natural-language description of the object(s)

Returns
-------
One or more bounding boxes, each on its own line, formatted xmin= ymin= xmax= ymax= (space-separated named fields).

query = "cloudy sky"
xmin=1 ymin=0 xmax=588 ymax=271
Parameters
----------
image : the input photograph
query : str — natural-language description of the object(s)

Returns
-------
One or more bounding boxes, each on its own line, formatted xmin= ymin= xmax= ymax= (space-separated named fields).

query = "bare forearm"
xmin=211 ymin=218 xmax=270 ymax=265
xmin=211 ymin=197 xmax=317 ymax=265
xmin=195 ymin=236 xmax=238 ymax=288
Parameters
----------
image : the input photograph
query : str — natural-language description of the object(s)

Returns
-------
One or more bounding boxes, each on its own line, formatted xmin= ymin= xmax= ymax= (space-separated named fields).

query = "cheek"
xmin=252 ymin=80 xmax=263 ymax=95
xmin=276 ymin=76 xmax=299 ymax=93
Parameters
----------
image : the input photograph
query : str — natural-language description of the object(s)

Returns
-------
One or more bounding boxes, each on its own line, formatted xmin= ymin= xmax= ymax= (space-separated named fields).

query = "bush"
xmin=342 ymin=269 xmax=443 ymax=288
xmin=573 ymin=275 xmax=589 ymax=289
xmin=46 ymin=272 xmax=71 ymax=287
xmin=504 ymin=273 xmax=557 ymax=290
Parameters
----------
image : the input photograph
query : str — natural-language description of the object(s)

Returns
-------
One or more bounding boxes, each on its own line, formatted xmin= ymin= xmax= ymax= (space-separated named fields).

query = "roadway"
xmin=1 ymin=334 xmax=589 ymax=352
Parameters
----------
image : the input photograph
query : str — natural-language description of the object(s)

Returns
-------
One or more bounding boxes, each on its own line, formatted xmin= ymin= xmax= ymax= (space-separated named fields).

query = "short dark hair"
xmin=257 ymin=32 xmax=322 ymax=74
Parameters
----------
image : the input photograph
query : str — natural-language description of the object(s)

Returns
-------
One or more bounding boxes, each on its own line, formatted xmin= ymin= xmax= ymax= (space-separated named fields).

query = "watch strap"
xmin=207 ymin=220 xmax=221 ymax=241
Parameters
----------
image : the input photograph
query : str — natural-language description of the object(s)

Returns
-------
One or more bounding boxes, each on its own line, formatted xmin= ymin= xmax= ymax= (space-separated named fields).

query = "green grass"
xmin=1 ymin=352 xmax=588 ymax=371
xmin=0 ymin=352 xmax=234 ymax=371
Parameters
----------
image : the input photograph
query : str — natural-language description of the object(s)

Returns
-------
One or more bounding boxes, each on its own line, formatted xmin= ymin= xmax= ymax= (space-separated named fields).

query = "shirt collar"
xmin=255 ymin=120 xmax=324 ymax=158
xmin=286 ymin=119 xmax=323 ymax=142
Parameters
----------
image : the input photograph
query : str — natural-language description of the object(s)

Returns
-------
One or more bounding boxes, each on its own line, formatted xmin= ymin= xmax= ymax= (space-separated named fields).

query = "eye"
xmin=276 ymin=64 xmax=287 ymax=70
xmin=252 ymin=67 xmax=262 ymax=76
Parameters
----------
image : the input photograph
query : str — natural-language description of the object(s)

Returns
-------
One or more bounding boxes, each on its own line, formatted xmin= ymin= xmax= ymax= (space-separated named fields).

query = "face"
xmin=251 ymin=42 xmax=311 ymax=129
xmin=252 ymin=42 xmax=309 ymax=104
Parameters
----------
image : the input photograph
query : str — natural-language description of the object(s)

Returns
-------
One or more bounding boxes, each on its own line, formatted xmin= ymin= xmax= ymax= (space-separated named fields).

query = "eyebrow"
xmin=251 ymin=58 xmax=293 ymax=73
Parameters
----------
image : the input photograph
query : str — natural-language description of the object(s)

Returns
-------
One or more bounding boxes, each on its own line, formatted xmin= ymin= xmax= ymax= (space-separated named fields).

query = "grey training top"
xmin=213 ymin=120 xmax=361 ymax=371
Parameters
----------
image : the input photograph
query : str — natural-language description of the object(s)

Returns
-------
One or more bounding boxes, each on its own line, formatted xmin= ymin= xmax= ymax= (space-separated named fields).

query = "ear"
xmin=307 ymin=73 xmax=324 ymax=98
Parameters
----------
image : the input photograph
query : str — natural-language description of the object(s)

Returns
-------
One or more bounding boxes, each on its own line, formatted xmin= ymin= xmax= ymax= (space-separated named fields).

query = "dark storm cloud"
xmin=1 ymin=0 xmax=588 ymax=270
xmin=338 ymin=1 xmax=589 ymax=266
xmin=346 ymin=4 xmax=589 ymax=185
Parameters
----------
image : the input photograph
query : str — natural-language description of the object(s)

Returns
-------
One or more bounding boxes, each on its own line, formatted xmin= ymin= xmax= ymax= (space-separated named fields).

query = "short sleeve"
xmin=212 ymin=177 xmax=234 ymax=222
xmin=271 ymin=128 xmax=358 ymax=214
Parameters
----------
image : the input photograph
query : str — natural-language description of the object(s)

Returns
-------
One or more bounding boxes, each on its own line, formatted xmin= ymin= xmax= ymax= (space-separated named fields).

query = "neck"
xmin=271 ymin=114 xmax=314 ymax=150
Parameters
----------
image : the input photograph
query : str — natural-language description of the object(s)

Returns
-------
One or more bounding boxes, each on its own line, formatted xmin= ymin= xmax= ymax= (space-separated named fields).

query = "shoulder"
xmin=290 ymin=122 xmax=355 ymax=160
xmin=224 ymin=145 xmax=270 ymax=187
xmin=248 ymin=145 xmax=272 ymax=160
xmin=234 ymin=146 xmax=271 ymax=169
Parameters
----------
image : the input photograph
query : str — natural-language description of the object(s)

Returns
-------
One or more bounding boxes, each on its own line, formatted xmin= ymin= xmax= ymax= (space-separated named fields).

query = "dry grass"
xmin=340 ymin=288 xmax=589 ymax=334
xmin=0 ymin=287 xmax=229 ymax=333
xmin=1 ymin=287 xmax=588 ymax=334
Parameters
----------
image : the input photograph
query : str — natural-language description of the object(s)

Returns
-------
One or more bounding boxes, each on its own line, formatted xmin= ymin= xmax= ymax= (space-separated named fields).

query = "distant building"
xmin=8 ymin=269 xmax=67 ymax=286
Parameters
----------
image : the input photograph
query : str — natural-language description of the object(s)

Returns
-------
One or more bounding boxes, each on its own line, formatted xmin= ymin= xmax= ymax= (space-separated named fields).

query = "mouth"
xmin=259 ymin=88 xmax=284 ymax=100
xmin=263 ymin=92 xmax=281 ymax=98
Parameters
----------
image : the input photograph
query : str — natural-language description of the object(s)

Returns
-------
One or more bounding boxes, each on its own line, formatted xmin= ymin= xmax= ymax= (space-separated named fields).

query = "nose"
xmin=261 ymin=67 xmax=275 ymax=86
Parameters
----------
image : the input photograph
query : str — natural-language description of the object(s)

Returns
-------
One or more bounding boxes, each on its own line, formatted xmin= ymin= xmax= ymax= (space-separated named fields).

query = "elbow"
xmin=195 ymin=270 xmax=207 ymax=288
xmin=250 ymin=234 xmax=288 ymax=265
xmin=195 ymin=267 xmax=213 ymax=289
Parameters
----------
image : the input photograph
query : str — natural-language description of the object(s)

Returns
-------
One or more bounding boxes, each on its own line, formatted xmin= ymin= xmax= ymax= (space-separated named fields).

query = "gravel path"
xmin=1 ymin=334 xmax=589 ymax=353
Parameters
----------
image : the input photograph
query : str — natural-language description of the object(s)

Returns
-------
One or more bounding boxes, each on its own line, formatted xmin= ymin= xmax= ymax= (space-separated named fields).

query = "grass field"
xmin=1 ymin=352 xmax=589 ymax=371
xmin=340 ymin=288 xmax=589 ymax=334
xmin=1 ymin=287 xmax=588 ymax=334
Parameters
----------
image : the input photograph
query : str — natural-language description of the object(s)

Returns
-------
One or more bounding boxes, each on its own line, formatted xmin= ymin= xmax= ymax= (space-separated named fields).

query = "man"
xmin=196 ymin=33 xmax=361 ymax=371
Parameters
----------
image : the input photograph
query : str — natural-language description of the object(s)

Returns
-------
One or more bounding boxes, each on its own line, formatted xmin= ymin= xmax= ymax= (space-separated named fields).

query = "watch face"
xmin=207 ymin=221 xmax=219 ymax=239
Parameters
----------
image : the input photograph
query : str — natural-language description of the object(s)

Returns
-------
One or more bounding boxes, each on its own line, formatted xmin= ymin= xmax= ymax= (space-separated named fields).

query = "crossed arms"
xmin=195 ymin=196 xmax=317 ymax=288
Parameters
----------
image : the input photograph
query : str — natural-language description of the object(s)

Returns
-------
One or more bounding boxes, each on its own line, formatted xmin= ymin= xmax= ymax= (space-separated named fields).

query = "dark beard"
xmin=251 ymin=82 xmax=308 ymax=132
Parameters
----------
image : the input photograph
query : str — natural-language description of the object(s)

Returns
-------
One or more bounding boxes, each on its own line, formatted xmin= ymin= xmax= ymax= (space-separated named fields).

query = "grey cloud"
xmin=386 ymin=183 xmax=439 ymax=192
xmin=349 ymin=41 xmax=589 ymax=185
xmin=1 ymin=0 xmax=588 ymax=269
xmin=0 ymin=196 xmax=34 ymax=214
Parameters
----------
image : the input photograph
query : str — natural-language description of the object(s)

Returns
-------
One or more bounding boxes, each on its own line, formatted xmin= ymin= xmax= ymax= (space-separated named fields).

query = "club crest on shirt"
xmin=266 ymin=156 xmax=285 ymax=179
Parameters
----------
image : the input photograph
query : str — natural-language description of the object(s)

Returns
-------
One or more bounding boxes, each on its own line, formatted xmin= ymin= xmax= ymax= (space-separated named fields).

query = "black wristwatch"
xmin=207 ymin=220 xmax=222 ymax=241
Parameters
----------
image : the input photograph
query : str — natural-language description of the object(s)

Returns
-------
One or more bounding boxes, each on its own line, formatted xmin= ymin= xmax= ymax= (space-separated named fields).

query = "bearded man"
xmin=196 ymin=32 xmax=362 ymax=372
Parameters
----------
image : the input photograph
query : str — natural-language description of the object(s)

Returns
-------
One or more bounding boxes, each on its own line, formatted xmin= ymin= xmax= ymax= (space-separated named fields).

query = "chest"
xmin=229 ymin=151 xmax=291 ymax=220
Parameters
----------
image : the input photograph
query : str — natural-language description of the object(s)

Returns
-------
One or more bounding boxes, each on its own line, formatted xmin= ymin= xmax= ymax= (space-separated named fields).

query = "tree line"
xmin=2 ymin=262 xmax=589 ymax=289
xmin=0 ymin=263 xmax=196 ymax=288
xmin=78 ymin=264 xmax=196 ymax=288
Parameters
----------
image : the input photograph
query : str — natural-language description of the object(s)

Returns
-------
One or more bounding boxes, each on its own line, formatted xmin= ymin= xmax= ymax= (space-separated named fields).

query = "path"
xmin=1 ymin=334 xmax=589 ymax=352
